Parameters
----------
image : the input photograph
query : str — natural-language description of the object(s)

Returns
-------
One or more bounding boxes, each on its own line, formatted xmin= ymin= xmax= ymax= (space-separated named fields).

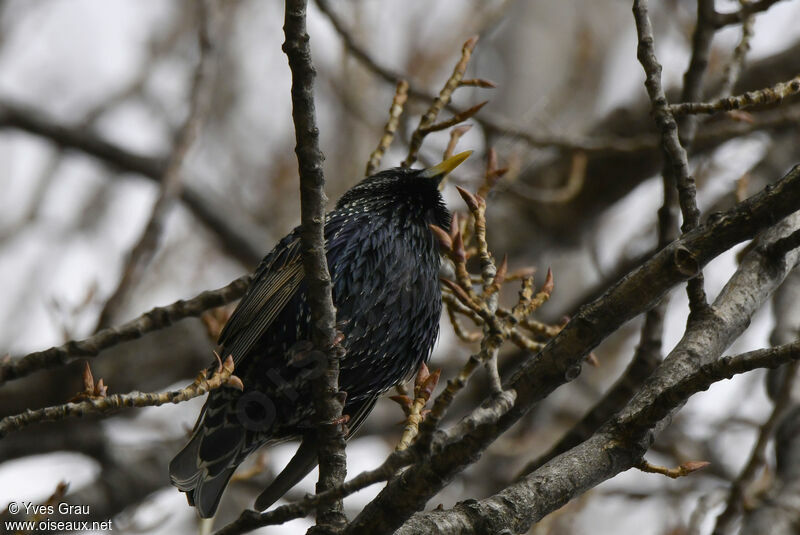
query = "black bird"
xmin=169 ymin=151 xmax=471 ymax=517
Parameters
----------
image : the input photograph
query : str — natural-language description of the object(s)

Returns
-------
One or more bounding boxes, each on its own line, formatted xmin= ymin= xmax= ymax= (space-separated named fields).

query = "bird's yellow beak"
xmin=419 ymin=150 xmax=472 ymax=179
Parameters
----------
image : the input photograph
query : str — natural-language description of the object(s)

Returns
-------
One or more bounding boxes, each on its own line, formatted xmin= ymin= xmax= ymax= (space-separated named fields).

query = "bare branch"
xmin=282 ymin=0 xmax=344 ymax=528
xmin=671 ymin=75 xmax=800 ymax=116
xmin=715 ymin=5 xmax=755 ymax=99
xmin=403 ymin=36 xmax=479 ymax=167
xmin=365 ymin=80 xmax=408 ymax=176
xmin=714 ymin=0 xmax=788 ymax=27
xmin=633 ymin=0 xmax=708 ymax=316
xmin=0 ymin=275 xmax=250 ymax=386
xmin=0 ymin=355 xmax=238 ymax=438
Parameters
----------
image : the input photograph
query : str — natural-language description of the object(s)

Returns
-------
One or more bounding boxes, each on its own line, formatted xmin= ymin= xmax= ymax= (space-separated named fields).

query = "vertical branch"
xmin=671 ymin=0 xmax=717 ymax=314
xmin=715 ymin=1 xmax=755 ymax=99
xmin=95 ymin=0 xmax=218 ymax=331
xmin=282 ymin=0 xmax=345 ymax=530
xmin=633 ymin=0 xmax=708 ymax=319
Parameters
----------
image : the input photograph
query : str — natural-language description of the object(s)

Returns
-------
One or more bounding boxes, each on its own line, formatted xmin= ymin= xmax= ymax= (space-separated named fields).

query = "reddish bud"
xmin=455 ymin=186 xmax=483 ymax=213
xmin=449 ymin=212 xmax=460 ymax=240
xmin=429 ymin=224 xmax=453 ymax=251
xmin=82 ymin=362 xmax=95 ymax=392
xmin=541 ymin=268 xmax=554 ymax=295
xmin=441 ymin=278 xmax=474 ymax=308
xmin=415 ymin=362 xmax=431 ymax=388
xmin=420 ymin=369 xmax=441 ymax=399
xmin=94 ymin=378 xmax=107 ymax=397
xmin=681 ymin=461 xmax=710 ymax=474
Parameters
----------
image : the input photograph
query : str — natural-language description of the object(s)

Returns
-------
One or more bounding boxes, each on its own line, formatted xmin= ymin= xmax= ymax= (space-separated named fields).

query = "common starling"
xmin=169 ymin=151 xmax=471 ymax=517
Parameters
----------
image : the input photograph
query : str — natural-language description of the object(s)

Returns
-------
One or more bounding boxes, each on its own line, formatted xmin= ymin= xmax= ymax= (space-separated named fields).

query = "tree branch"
xmin=345 ymin=164 xmax=800 ymax=534
xmin=393 ymin=209 xmax=800 ymax=535
xmin=0 ymin=275 xmax=250 ymax=386
xmin=633 ymin=0 xmax=708 ymax=317
xmin=714 ymin=0 xmax=788 ymax=27
xmin=0 ymin=355 xmax=238 ymax=438
xmin=282 ymin=0 xmax=344 ymax=530
xmin=671 ymin=75 xmax=800 ymax=116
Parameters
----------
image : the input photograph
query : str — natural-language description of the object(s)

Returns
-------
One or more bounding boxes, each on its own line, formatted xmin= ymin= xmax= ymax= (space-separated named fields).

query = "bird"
xmin=169 ymin=151 xmax=471 ymax=518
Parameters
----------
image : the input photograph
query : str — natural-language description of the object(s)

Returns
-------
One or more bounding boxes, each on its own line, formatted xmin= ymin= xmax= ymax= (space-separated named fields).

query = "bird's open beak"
xmin=419 ymin=150 xmax=472 ymax=180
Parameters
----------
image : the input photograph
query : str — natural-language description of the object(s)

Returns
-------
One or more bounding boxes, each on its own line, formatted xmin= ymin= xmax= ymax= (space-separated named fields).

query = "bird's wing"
xmin=218 ymin=231 xmax=305 ymax=365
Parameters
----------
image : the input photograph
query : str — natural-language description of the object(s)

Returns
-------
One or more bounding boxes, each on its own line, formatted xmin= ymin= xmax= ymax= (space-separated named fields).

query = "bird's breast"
xmin=326 ymin=218 xmax=442 ymax=400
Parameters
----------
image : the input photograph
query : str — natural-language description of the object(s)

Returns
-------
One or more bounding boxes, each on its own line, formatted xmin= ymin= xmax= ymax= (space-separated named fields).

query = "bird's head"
xmin=335 ymin=151 xmax=472 ymax=231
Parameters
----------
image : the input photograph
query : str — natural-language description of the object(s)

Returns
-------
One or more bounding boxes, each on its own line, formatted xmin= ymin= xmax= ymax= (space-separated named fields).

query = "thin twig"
xmin=715 ymin=2 xmax=755 ymax=99
xmin=0 ymin=275 xmax=250 ymax=386
xmin=633 ymin=0 xmax=708 ymax=317
xmin=213 ymin=449 xmax=414 ymax=535
xmin=0 ymin=355 xmax=239 ymax=438
xmin=671 ymin=75 xmax=800 ymax=116
xmin=365 ymin=80 xmax=409 ymax=176
xmin=418 ymin=101 xmax=488 ymax=135
xmin=637 ymin=459 xmax=710 ymax=479
xmin=394 ymin=363 xmax=440 ymax=451
xmin=403 ymin=36 xmax=479 ymax=167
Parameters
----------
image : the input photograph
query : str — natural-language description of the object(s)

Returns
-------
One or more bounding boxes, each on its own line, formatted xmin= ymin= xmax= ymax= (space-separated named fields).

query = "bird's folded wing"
xmin=218 ymin=233 xmax=305 ymax=365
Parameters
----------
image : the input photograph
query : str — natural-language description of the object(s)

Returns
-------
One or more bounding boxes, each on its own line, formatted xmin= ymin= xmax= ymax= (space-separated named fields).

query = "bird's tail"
xmin=254 ymin=437 xmax=318 ymax=510
xmin=169 ymin=390 xmax=253 ymax=518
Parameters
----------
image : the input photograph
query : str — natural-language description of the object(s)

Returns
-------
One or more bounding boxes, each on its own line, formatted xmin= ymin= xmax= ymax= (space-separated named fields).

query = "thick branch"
xmin=345 ymin=165 xmax=800 ymax=534
xmin=394 ymin=209 xmax=800 ymax=535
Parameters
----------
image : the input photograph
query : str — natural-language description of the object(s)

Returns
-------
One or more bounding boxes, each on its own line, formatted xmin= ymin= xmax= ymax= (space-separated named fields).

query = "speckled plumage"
xmin=170 ymin=165 xmax=450 ymax=517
